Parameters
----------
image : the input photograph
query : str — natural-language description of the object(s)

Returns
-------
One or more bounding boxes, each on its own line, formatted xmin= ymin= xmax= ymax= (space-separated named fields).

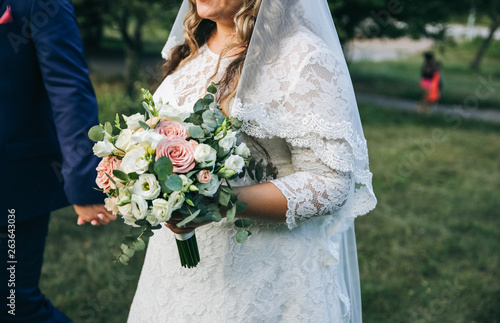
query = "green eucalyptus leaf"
xmin=166 ymin=174 xmax=183 ymax=191
xmin=104 ymin=122 xmax=113 ymax=135
xmin=128 ymin=172 xmax=140 ymax=180
xmin=218 ymin=190 xmax=231 ymax=207
xmin=135 ymin=219 xmax=149 ymax=226
xmin=207 ymin=84 xmax=218 ymax=94
xmin=143 ymin=230 xmax=154 ymax=238
xmin=235 ymin=230 xmax=251 ymax=243
xmin=155 ymin=157 xmax=173 ymax=180
xmin=189 ymin=126 xmax=204 ymax=139
xmin=229 ymin=117 xmax=243 ymax=129
xmin=226 ymin=205 xmax=237 ymax=222
xmin=211 ymin=212 xmax=222 ymax=222
xmin=113 ymin=170 xmax=130 ymax=181
xmin=130 ymin=227 xmax=143 ymax=238
xmin=133 ymin=238 xmax=146 ymax=252
xmin=88 ymin=125 xmax=105 ymax=142
xmin=255 ymin=165 xmax=264 ymax=182
xmin=138 ymin=120 xmax=150 ymax=131
xmin=109 ymin=245 xmax=122 ymax=258
xmin=120 ymin=243 xmax=135 ymax=257
xmin=176 ymin=209 xmax=201 ymax=227
xmin=235 ymin=218 xmax=251 ymax=228
xmin=236 ymin=202 xmax=249 ymax=214
xmin=118 ymin=254 xmax=130 ymax=265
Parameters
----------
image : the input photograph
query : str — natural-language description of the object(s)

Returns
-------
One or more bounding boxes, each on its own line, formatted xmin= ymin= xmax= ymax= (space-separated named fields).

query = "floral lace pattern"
xmin=128 ymin=30 xmax=374 ymax=323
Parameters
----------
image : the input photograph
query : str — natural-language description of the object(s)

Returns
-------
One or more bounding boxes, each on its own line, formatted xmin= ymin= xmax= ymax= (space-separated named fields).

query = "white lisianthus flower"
xmin=194 ymin=144 xmax=217 ymax=168
xmin=148 ymin=198 xmax=172 ymax=226
xmin=214 ymin=131 xmax=224 ymax=140
xmin=133 ymin=174 xmax=161 ymax=200
xmin=168 ymin=191 xmax=185 ymax=211
xmin=179 ymin=175 xmax=193 ymax=192
xmin=224 ymin=155 xmax=245 ymax=173
xmin=123 ymin=113 xmax=145 ymax=131
xmin=198 ymin=174 xmax=220 ymax=197
xmin=114 ymin=129 xmax=135 ymax=155
xmin=117 ymin=203 xmax=140 ymax=227
xmin=131 ymin=130 xmax=165 ymax=151
xmin=235 ymin=143 xmax=251 ymax=158
xmin=219 ymin=131 xmax=237 ymax=152
xmin=131 ymin=194 xmax=148 ymax=220
xmin=157 ymin=102 xmax=191 ymax=122
xmin=120 ymin=146 xmax=149 ymax=174
xmin=92 ymin=140 xmax=114 ymax=157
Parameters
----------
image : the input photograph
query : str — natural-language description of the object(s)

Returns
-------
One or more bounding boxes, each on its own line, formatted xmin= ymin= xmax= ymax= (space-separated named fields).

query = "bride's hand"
xmin=165 ymin=212 xmax=213 ymax=235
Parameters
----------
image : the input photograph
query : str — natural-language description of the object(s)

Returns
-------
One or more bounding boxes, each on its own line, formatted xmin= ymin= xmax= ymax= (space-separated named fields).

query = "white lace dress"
xmin=128 ymin=33 xmax=371 ymax=322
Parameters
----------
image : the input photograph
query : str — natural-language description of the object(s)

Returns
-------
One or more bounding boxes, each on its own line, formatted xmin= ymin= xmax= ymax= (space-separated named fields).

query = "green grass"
xmin=349 ymin=38 xmax=500 ymax=111
xmin=40 ymin=88 xmax=500 ymax=322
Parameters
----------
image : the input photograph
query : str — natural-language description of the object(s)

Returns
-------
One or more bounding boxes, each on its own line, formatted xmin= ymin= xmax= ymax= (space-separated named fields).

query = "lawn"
xmin=349 ymin=38 xmax=500 ymax=111
xmin=40 ymin=89 xmax=500 ymax=322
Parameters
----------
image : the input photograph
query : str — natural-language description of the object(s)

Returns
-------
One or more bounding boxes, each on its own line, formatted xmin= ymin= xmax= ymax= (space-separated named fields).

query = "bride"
xmin=128 ymin=0 xmax=376 ymax=322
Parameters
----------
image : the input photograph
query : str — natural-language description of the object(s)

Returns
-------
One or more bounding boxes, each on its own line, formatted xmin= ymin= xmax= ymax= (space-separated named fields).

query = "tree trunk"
xmin=470 ymin=18 xmax=499 ymax=71
xmin=121 ymin=17 xmax=144 ymax=99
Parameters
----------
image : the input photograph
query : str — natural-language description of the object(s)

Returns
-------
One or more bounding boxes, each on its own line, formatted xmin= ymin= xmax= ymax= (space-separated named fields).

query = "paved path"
xmin=356 ymin=92 xmax=500 ymax=124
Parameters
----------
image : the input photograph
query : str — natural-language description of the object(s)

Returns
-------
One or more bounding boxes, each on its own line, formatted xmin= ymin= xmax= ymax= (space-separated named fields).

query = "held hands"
xmin=74 ymin=204 xmax=116 ymax=226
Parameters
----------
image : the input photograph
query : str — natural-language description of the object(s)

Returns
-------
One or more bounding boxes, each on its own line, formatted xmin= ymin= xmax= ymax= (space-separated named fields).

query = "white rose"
xmin=123 ymin=113 xmax=146 ymax=131
xmin=133 ymin=174 xmax=161 ymax=200
xmin=92 ymin=140 xmax=114 ymax=157
xmin=131 ymin=130 xmax=165 ymax=151
xmin=148 ymin=198 xmax=172 ymax=226
xmin=131 ymin=194 xmax=148 ymax=220
xmin=194 ymin=144 xmax=217 ymax=168
xmin=219 ymin=131 xmax=237 ymax=152
xmin=198 ymin=174 xmax=220 ymax=197
xmin=224 ymin=155 xmax=245 ymax=173
xmin=120 ymin=147 xmax=149 ymax=174
xmin=157 ymin=102 xmax=191 ymax=122
xmin=114 ymin=129 xmax=135 ymax=155
xmin=168 ymin=191 xmax=185 ymax=211
xmin=235 ymin=143 xmax=251 ymax=158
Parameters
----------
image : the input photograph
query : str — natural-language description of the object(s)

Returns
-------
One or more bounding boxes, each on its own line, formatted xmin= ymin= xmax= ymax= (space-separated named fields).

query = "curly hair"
xmin=161 ymin=0 xmax=262 ymax=115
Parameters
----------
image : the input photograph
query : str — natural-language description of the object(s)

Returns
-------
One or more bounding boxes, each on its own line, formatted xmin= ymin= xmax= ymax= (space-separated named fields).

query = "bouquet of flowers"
xmin=88 ymin=84 xmax=253 ymax=268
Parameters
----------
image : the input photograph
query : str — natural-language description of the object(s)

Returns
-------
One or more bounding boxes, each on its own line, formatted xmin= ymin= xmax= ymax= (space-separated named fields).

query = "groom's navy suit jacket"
xmin=0 ymin=0 xmax=104 ymax=226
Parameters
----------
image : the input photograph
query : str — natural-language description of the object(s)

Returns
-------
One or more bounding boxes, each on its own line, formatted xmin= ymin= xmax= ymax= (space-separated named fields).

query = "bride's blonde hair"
xmin=162 ymin=0 xmax=262 ymax=115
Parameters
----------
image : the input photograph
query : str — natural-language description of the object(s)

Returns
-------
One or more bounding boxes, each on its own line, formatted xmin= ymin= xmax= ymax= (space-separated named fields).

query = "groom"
xmin=0 ymin=0 xmax=115 ymax=321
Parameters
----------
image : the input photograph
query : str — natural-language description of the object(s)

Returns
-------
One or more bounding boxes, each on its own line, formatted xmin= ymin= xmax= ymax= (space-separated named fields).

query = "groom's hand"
xmin=74 ymin=204 xmax=116 ymax=226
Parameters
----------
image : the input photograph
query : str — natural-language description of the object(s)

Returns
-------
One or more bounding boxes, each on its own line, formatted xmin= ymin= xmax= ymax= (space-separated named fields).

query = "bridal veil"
xmin=161 ymin=1 xmax=377 ymax=321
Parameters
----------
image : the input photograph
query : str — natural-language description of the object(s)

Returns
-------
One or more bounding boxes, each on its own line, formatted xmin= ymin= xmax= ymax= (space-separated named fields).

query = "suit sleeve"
xmin=30 ymin=0 xmax=104 ymax=205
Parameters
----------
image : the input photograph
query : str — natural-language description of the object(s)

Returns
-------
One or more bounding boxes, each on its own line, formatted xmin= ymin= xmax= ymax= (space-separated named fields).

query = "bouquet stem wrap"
xmin=174 ymin=232 xmax=200 ymax=268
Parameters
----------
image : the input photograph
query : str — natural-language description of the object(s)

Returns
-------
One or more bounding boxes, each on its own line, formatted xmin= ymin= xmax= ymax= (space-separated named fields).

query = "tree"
xmin=328 ymin=0 xmax=459 ymax=46
xmin=470 ymin=0 xmax=500 ymax=70
xmin=102 ymin=0 xmax=182 ymax=98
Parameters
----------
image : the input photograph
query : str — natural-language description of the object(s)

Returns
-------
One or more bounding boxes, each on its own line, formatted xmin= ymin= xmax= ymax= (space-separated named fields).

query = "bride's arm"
xmin=234 ymin=145 xmax=353 ymax=228
xmin=232 ymin=183 xmax=288 ymax=222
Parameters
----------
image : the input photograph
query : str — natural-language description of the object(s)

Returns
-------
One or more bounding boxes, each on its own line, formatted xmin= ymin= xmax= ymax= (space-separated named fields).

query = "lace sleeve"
xmin=270 ymin=144 xmax=353 ymax=230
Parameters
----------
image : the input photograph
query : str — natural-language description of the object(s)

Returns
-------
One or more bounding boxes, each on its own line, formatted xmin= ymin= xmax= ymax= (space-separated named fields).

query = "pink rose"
xmin=189 ymin=140 xmax=199 ymax=150
xmin=156 ymin=138 xmax=195 ymax=173
xmin=196 ymin=170 xmax=212 ymax=183
xmin=155 ymin=120 xmax=188 ymax=139
xmin=96 ymin=156 xmax=122 ymax=193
